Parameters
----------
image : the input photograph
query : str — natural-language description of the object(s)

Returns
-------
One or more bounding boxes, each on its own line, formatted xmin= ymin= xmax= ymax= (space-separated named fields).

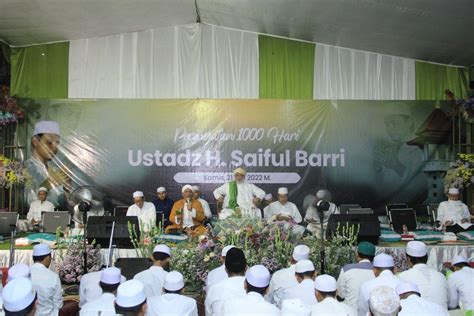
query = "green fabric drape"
xmin=227 ymin=181 xmax=239 ymax=210
xmin=10 ymin=42 xmax=69 ymax=98
xmin=259 ymin=35 xmax=315 ymax=99
xmin=415 ymin=61 xmax=469 ymax=100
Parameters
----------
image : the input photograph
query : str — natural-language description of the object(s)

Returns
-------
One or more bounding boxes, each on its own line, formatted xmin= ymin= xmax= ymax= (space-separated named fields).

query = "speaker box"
xmin=326 ymin=214 xmax=381 ymax=244
xmin=115 ymin=258 xmax=153 ymax=280
xmin=86 ymin=216 xmax=140 ymax=248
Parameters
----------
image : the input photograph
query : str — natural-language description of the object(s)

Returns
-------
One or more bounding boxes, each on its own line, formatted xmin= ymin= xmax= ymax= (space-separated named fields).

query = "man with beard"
xmin=166 ymin=185 xmax=206 ymax=236
xmin=133 ymin=245 xmax=171 ymax=299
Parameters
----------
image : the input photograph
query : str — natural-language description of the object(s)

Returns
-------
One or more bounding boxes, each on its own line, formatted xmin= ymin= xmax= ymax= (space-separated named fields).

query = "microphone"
xmin=316 ymin=200 xmax=330 ymax=221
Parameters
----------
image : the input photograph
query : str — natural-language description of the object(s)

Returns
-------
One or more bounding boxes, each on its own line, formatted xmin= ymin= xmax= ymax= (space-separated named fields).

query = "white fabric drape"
xmin=68 ymin=23 xmax=259 ymax=98
xmin=313 ymin=43 xmax=416 ymax=100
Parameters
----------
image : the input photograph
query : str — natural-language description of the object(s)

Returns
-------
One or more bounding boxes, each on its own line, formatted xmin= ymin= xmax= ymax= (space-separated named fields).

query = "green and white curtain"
xmin=9 ymin=23 xmax=469 ymax=100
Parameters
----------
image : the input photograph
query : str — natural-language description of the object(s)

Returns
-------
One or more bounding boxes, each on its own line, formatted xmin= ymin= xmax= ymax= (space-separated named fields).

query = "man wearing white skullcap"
xmin=368 ymin=286 xmax=400 ymax=316
xmin=447 ymin=255 xmax=474 ymax=311
xmin=126 ymin=191 xmax=156 ymax=232
xmin=281 ymin=259 xmax=317 ymax=308
xmin=115 ymin=280 xmax=147 ymax=316
xmin=192 ymin=185 xmax=212 ymax=219
xmin=25 ymin=120 xmax=69 ymax=208
xmin=264 ymin=187 xmax=305 ymax=236
xmin=80 ymin=267 xmax=123 ymax=316
xmin=134 ymin=244 xmax=171 ymax=299
xmin=7 ymin=263 xmax=30 ymax=282
xmin=305 ymin=189 xmax=340 ymax=237
xmin=280 ymin=298 xmax=311 ymax=316
xmin=268 ymin=245 xmax=310 ymax=307
xmin=30 ymin=244 xmax=63 ymax=315
xmin=147 ymin=271 xmax=198 ymax=316
xmin=223 ymin=265 xmax=279 ymax=315
xmin=206 ymin=245 xmax=235 ymax=292
xmin=205 ymin=248 xmax=247 ymax=316
xmin=79 ymin=266 xmax=126 ymax=308
xmin=396 ymin=282 xmax=448 ymax=316
xmin=311 ymin=274 xmax=356 ymax=315
xmin=166 ymin=185 xmax=206 ymax=236
xmin=25 ymin=187 xmax=55 ymax=230
xmin=357 ymin=253 xmax=400 ymax=316
xmin=152 ymin=186 xmax=174 ymax=229
xmin=398 ymin=241 xmax=448 ymax=308
xmin=2 ymin=277 xmax=37 ymax=316
xmin=213 ymin=167 xmax=265 ymax=220
xmin=437 ymin=188 xmax=473 ymax=233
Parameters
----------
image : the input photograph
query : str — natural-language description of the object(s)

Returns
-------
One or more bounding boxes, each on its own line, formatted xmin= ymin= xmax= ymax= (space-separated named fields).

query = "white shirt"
xmin=205 ymin=276 xmax=246 ymax=316
xmin=448 ymin=266 xmax=474 ymax=310
xmin=213 ymin=181 xmax=265 ymax=211
xmin=311 ymin=297 xmax=356 ymax=316
xmin=206 ymin=264 xmax=227 ymax=292
xmin=357 ymin=270 xmax=401 ymax=316
xmin=182 ymin=202 xmax=197 ymax=228
xmin=0 ymin=297 xmax=4 ymax=316
xmin=267 ymin=265 xmax=298 ymax=307
xmin=79 ymin=292 xmax=116 ymax=316
xmin=223 ymin=292 xmax=280 ymax=316
xmin=437 ymin=200 xmax=471 ymax=226
xmin=398 ymin=263 xmax=448 ymax=309
xmin=126 ymin=201 xmax=156 ymax=232
xmin=27 ymin=200 xmax=55 ymax=222
xmin=79 ymin=270 xmax=126 ymax=307
xmin=147 ymin=293 xmax=198 ymax=316
xmin=198 ymin=197 xmax=212 ymax=218
xmin=281 ymin=279 xmax=317 ymax=308
xmin=337 ymin=260 xmax=375 ymax=308
xmin=30 ymin=262 xmax=63 ymax=316
xmin=134 ymin=266 xmax=168 ymax=299
xmin=265 ymin=201 xmax=303 ymax=223
xmin=305 ymin=202 xmax=339 ymax=225
xmin=399 ymin=294 xmax=448 ymax=316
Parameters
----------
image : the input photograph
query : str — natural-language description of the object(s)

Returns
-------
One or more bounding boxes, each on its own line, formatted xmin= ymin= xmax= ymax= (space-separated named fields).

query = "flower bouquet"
xmin=445 ymin=89 xmax=474 ymax=123
xmin=128 ymin=220 xmax=164 ymax=258
xmin=443 ymin=153 xmax=474 ymax=192
xmin=0 ymin=85 xmax=24 ymax=126
xmin=0 ymin=155 xmax=31 ymax=189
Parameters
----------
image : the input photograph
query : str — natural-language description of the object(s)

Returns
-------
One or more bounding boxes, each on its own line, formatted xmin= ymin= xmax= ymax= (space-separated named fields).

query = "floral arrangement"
xmin=55 ymin=232 xmax=102 ymax=284
xmin=445 ymin=89 xmax=474 ymax=123
xmin=443 ymin=153 xmax=474 ymax=192
xmin=128 ymin=220 xmax=164 ymax=258
xmin=0 ymin=155 xmax=31 ymax=189
xmin=0 ymin=85 xmax=24 ymax=125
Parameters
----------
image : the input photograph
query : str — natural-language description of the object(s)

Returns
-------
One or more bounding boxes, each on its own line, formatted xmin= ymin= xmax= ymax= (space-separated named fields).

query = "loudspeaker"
xmin=326 ymin=214 xmax=381 ymax=244
xmin=115 ymin=258 xmax=153 ymax=280
xmin=86 ymin=216 xmax=140 ymax=248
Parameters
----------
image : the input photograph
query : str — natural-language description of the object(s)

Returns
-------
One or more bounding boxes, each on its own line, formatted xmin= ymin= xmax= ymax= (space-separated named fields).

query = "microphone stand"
xmin=9 ymin=224 xmax=16 ymax=267
xmin=318 ymin=209 xmax=326 ymax=275
xmin=79 ymin=201 xmax=91 ymax=274
xmin=106 ymin=221 xmax=115 ymax=267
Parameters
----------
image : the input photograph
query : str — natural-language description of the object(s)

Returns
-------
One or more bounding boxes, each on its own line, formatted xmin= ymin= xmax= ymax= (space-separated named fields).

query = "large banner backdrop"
xmin=22 ymin=99 xmax=450 ymax=213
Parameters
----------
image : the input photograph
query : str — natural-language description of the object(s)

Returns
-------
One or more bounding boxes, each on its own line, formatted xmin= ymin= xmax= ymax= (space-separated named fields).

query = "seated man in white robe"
xmin=126 ymin=191 xmax=156 ymax=233
xmin=305 ymin=189 xmax=339 ymax=238
xmin=134 ymin=244 xmax=170 ymax=298
xmin=206 ymin=245 xmax=235 ymax=292
xmin=264 ymin=187 xmax=305 ymax=235
xmin=114 ymin=280 xmax=147 ymax=316
xmin=396 ymin=282 xmax=448 ymax=316
xmin=281 ymin=260 xmax=317 ymax=308
xmin=437 ymin=188 xmax=473 ymax=233
xmin=192 ymin=185 xmax=212 ymax=220
xmin=2 ymin=277 xmax=38 ymax=316
xmin=80 ymin=267 xmax=122 ymax=316
xmin=19 ymin=187 xmax=55 ymax=232
xmin=213 ymin=167 xmax=265 ymax=220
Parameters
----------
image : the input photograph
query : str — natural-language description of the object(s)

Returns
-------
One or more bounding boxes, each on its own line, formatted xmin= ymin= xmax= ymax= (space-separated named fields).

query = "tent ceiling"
xmin=1 ymin=0 xmax=473 ymax=66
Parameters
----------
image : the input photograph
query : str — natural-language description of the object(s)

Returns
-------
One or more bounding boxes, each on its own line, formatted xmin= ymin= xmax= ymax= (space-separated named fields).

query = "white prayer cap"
xmin=7 ymin=264 xmax=30 ymax=281
xmin=192 ymin=185 xmax=200 ymax=192
xmin=153 ymin=244 xmax=171 ymax=256
xmin=2 ymin=277 xmax=36 ymax=312
xmin=133 ymin=191 xmax=144 ymax=198
xmin=396 ymin=282 xmax=420 ymax=296
xmin=295 ymin=260 xmax=315 ymax=273
xmin=233 ymin=167 xmax=247 ymax=176
xmin=280 ymin=299 xmax=311 ymax=316
xmin=37 ymin=187 xmax=48 ymax=193
xmin=452 ymin=255 xmax=468 ymax=266
xmin=33 ymin=120 xmax=60 ymax=136
xmin=115 ymin=280 xmax=146 ymax=308
xmin=100 ymin=267 xmax=122 ymax=285
xmin=245 ymin=265 xmax=271 ymax=288
xmin=314 ymin=274 xmax=337 ymax=292
xmin=32 ymin=243 xmax=51 ymax=257
xmin=448 ymin=188 xmax=460 ymax=195
xmin=164 ymin=271 xmax=185 ymax=291
xmin=181 ymin=184 xmax=194 ymax=193
xmin=292 ymin=245 xmax=310 ymax=261
xmin=156 ymin=187 xmax=166 ymax=193
xmin=369 ymin=286 xmax=400 ymax=316
xmin=278 ymin=187 xmax=288 ymax=195
xmin=264 ymin=193 xmax=273 ymax=201
xmin=221 ymin=245 xmax=235 ymax=257
xmin=373 ymin=253 xmax=394 ymax=268
xmin=406 ymin=241 xmax=427 ymax=257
